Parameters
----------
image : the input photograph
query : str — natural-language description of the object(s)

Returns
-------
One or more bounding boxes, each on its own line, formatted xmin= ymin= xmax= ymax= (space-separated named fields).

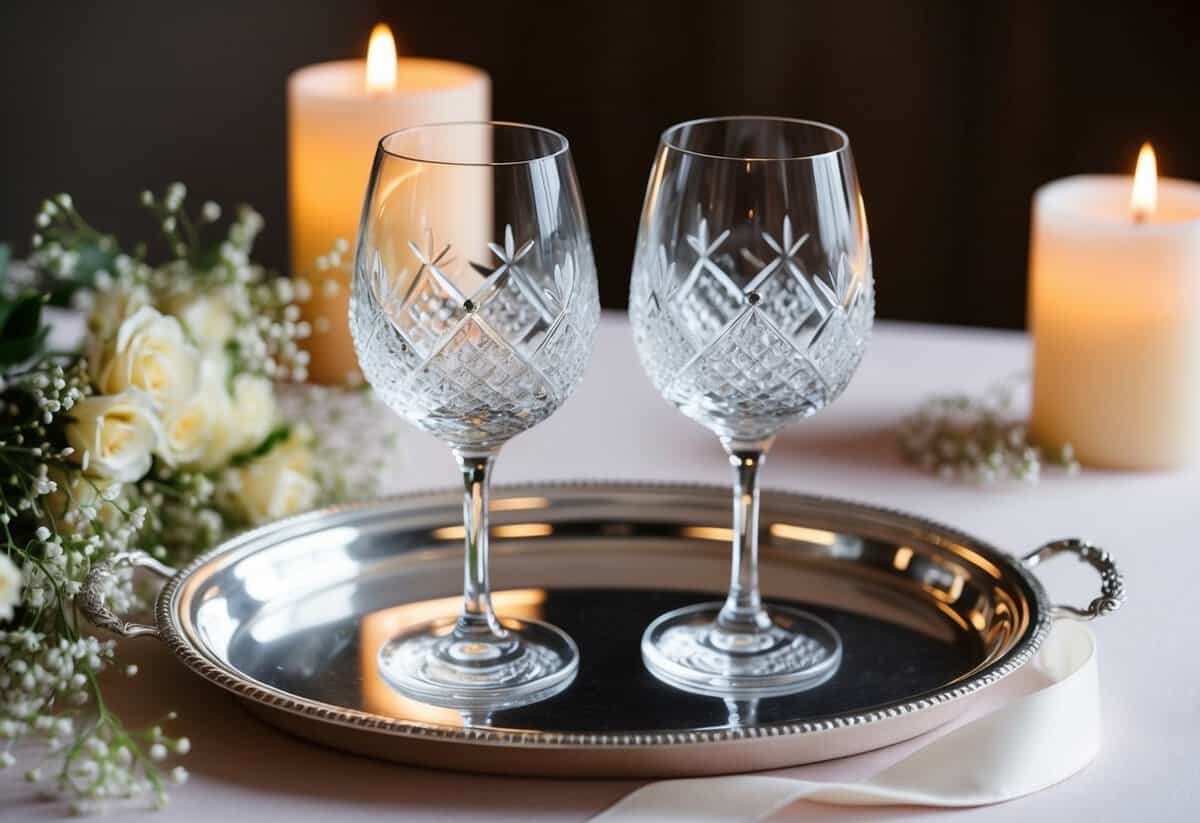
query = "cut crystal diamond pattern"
xmin=637 ymin=307 xmax=694 ymax=393
xmin=543 ymin=257 xmax=576 ymax=314
xmin=849 ymin=285 xmax=874 ymax=347
xmin=408 ymin=231 xmax=466 ymax=304
xmin=469 ymin=224 xmax=554 ymax=345
xmin=532 ymin=317 xmax=588 ymax=402
xmin=678 ymin=218 xmax=736 ymax=299
xmin=407 ymin=317 xmax=558 ymax=445
xmin=386 ymin=236 xmax=468 ymax=359
xmin=753 ymin=266 xmax=820 ymax=341
xmin=350 ymin=251 xmax=425 ymax=398
xmin=630 ymin=211 xmax=874 ymax=439
xmin=808 ymin=254 xmax=874 ymax=393
xmin=674 ymin=267 xmax=744 ymax=344
xmin=351 ymin=224 xmax=598 ymax=448
xmin=807 ymin=312 xmax=857 ymax=395
xmin=667 ymin=307 xmax=827 ymax=437
xmin=532 ymin=257 xmax=596 ymax=400
xmin=474 ymin=273 xmax=543 ymax=343
xmin=754 ymin=217 xmax=810 ymax=289
xmin=631 ymin=245 xmax=699 ymax=390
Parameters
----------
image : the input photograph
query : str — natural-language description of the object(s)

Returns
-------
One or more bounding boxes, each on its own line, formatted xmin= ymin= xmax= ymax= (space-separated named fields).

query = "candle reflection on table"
xmin=359 ymin=589 xmax=549 ymax=726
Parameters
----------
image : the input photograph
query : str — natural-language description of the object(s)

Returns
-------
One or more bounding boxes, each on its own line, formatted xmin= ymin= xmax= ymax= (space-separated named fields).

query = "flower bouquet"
xmin=0 ymin=186 xmax=383 ymax=812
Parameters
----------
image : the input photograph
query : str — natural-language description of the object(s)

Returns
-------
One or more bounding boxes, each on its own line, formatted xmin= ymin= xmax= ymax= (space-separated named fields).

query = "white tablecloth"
xmin=3 ymin=314 xmax=1197 ymax=821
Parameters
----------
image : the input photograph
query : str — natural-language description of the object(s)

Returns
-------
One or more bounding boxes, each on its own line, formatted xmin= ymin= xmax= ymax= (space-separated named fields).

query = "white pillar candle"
xmin=1029 ymin=147 xmax=1200 ymax=469
xmin=288 ymin=25 xmax=489 ymax=383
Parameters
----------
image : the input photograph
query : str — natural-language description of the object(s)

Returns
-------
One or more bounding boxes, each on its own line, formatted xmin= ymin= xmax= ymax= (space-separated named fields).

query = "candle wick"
xmin=1132 ymin=208 xmax=1149 ymax=225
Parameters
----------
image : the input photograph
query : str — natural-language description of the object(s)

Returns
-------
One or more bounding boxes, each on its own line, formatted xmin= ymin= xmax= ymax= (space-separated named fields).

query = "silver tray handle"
xmin=78 ymin=551 xmax=175 ymax=639
xmin=1022 ymin=539 xmax=1126 ymax=621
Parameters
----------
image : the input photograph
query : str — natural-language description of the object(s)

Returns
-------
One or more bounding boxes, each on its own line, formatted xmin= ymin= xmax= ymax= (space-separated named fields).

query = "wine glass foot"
xmin=378 ymin=616 xmax=578 ymax=710
xmin=641 ymin=602 xmax=842 ymax=698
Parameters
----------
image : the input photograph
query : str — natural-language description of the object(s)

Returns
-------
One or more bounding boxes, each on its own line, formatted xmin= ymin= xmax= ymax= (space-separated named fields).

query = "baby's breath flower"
xmin=898 ymin=376 xmax=1081 ymax=484
xmin=164 ymin=182 xmax=186 ymax=212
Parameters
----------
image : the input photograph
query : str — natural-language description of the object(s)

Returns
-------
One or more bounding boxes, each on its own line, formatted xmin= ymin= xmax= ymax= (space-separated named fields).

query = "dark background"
xmin=2 ymin=0 xmax=1197 ymax=328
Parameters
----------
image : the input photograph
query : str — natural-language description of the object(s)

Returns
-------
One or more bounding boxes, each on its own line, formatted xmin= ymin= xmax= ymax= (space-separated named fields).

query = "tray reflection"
xmin=225 ymin=585 xmax=979 ymax=733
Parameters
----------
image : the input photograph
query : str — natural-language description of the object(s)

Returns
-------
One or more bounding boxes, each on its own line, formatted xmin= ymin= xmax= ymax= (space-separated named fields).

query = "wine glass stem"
xmin=452 ymin=447 xmax=507 ymax=642
xmin=717 ymin=436 xmax=775 ymax=636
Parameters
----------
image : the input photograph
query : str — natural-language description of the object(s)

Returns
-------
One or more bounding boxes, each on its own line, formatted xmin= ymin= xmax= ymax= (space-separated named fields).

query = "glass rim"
xmin=659 ymin=116 xmax=850 ymax=162
xmin=376 ymin=120 xmax=570 ymax=167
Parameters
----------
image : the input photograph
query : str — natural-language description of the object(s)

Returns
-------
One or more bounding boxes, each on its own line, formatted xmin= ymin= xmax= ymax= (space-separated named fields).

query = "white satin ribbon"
xmin=595 ymin=620 xmax=1099 ymax=822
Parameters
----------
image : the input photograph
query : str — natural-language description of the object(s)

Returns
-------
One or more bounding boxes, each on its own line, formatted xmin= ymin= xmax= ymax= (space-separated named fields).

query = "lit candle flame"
xmin=1131 ymin=142 xmax=1157 ymax=223
xmin=365 ymin=23 xmax=397 ymax=93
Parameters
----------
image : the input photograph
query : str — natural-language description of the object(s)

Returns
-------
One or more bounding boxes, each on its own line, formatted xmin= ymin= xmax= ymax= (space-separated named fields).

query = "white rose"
xmin=227 ymin=427 xmax=318 ymax=524
xmin=200 ymin=357 xmax=236 ymax=459
xmin=274 ymin=425 xmax=316 ymax=475
xmin=229 ymin=374 xmax=276 ymax=455
xmin=158 ymin=356 xmax=235 ymax=469
xmin=244 ymin=466 xmax=318 ymax=524
xmin=160 ymin=400 xmax=209 ymax=468
xmin=66 ymin=389 xmax=161 ymax=482
xmin=91 ymin=306 xmax=200 ymax=412
xmin=164 ymin=292 xmax=236 ymax=352
xmin=0 ymin=553 xmax=21 ymax=622
xmin=86 ymin=284 xmax=150 ymax=347
xmin=230 ymin=448 xmax=319 ymax=525
xmin=159 ymin=398 xmax=213 ymax=470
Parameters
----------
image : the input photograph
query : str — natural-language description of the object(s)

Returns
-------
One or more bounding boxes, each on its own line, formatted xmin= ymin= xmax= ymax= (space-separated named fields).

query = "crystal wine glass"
xmin=350 ymin=122 xmax=600 ymax=709
xmin=629 ymin=117 xmax=874 ymax=697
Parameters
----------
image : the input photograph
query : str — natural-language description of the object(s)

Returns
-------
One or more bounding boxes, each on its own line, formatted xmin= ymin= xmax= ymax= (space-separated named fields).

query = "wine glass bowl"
xmin=631 ymin=118 xmax=873 ymax=440
xmin=350 ymin=122 xmax=599 ymax=709
xmin=629 ymin=116 xmax=874 ymax=697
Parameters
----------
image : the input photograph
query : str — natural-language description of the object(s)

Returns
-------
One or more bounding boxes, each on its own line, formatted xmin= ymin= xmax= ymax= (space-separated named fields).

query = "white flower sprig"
xmin=897 ymin=376 xmax=1080 ymax=484
xmin=0 ymin=351 xmax=192 ymax=812
xmin=0 ymin=184 xmax=384 ymax=814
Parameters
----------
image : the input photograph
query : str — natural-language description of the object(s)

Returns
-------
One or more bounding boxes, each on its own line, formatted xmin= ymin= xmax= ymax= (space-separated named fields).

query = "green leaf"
xmin=230 ymin=424 xmax=292 ymax=466
xmin=190 ymin=239 xmax=223 ymax=273
xmin=0 ymin=292 xmax=45 ymax=337
xmin=0 ymin=293 xmax=49 ymax=366
xmin=72 ymin=241 xmax=118 ymax=284
xmin=0 ymin=244 xmax=10 ymax=278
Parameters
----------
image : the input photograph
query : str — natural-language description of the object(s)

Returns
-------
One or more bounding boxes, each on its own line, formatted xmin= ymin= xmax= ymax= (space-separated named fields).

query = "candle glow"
xmin=365 ymin=23 xmax=397 ymax=93
xmin=1131 ymin=142 xmax=1157 ymax=222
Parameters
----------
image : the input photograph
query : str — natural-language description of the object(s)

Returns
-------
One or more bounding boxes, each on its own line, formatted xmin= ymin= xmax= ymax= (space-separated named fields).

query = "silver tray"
xmin=80 ymin=482 xmax=1124 ymax=778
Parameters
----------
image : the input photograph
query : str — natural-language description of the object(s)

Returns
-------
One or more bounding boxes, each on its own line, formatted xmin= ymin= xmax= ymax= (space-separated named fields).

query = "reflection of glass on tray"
xmin=359 ymin=590 xmax=548 ymax=725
